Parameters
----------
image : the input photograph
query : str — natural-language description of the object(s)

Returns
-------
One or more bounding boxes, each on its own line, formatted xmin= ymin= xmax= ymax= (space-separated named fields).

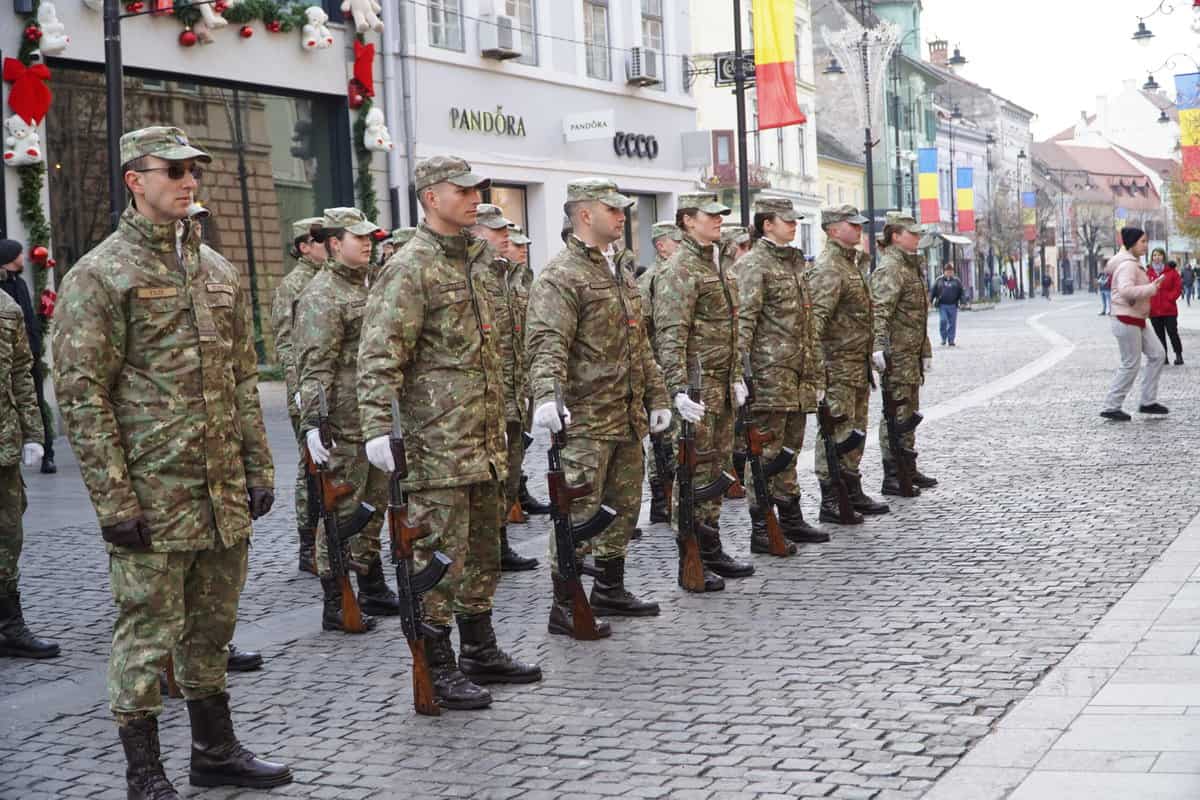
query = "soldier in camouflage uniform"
xmin=359 ymin=155 xmax=540 ymax=711
xmin=870 ymin=212 xmax=938 ymax=495
xmin=654 ymin=192 xmax=754 ymax=590
xmin=720 ymin=223 xmax=752 ymax=272
xmin=53 ymin=126 xmax=290 ymax=799
xmin=468 ymin=204 xmax=538 ymax=571
xmin=737 ymin=198 xmax=830 ymax=552
xmin=379 ymin=226 xmax=417 ymax=265
xmin=295 ymin=207 xmax=400 ymax=631
xmin=806 ymin=205 xmax=890 ymax=523
xmin=0 ymin=289 xmax=57 ymax=660
xmin=638 ymin=221 xmax=681 ymax=524
xmin=269 ymin=216 xmax=324 ymax=575
xmin=527 ymin=178 xmax=669 ymax=634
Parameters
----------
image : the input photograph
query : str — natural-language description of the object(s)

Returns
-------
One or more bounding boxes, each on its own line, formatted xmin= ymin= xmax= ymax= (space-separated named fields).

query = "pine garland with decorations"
xmin=352 ymin=33 xmax=378 ymax=223
xmin=171 ymin=0 xmax=309 ymax=34
xmin=12 ymin=0 xmax=53 ymax=311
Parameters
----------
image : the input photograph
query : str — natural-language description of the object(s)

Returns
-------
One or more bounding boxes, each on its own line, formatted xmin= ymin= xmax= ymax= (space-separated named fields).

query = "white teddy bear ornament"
xmin=340 ymin=0 xmax=382 ymax=33
xmin=37 ymin=2 xmax=70 ymax=55
xmin=4 ymin=116 xmax=42 ymax=168
xmin=301 ymin=6 xmax=334 ymax=51
xmin=362 ymin=107 xmax=393 ymax=153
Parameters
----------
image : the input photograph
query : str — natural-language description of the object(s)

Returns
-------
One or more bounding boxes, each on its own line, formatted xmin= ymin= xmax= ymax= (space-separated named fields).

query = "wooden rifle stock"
xmin=164 ymin=654 xmax=181 ymax=699
xmin=741 ymin=410 xmax=791 ymax=558
xmin=304 ymin=450 xmax=369 ymax=634
xmin=675 ymin=433 xmax=708 ymax=592
xmin=407 ymin=639 xmax=440 ymax=717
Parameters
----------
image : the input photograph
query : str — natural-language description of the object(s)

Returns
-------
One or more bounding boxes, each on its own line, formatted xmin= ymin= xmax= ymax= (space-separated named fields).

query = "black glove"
xmin=248 ymin=487 xmax=274 ymax=520
xmin=101 ymin=516 xmax=152 ymax=549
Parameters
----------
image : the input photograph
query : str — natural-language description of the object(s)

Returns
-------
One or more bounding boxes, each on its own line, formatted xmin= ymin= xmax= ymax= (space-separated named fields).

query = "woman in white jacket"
xmin=1100 ymin=227 xmax=1166 ymax=421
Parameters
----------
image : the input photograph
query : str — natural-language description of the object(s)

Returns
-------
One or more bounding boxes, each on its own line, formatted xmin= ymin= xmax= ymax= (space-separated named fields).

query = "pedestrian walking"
xmin=1007 ymin=274 xmax=1017 ymax=299
xmin=1181 ymin=262 xmax=1194 ymax=306
xmin=1147 ymin=250 xmax=1183 ymax=365
xmin=1041 ymin=272 xmax=1052 ymax=299
xmin=1098 ymin=269 xmax=1112 ymax=315
xmin=930 ymin=264 xmax=964 ymax=346
xmin=1100 ymin=227 xmax=1168 ymax=421
xmin=0 ymin=240 xmax=55 ymax=474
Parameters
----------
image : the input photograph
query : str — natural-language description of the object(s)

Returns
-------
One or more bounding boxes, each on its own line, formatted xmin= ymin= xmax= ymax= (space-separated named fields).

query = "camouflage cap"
xmin=678 ymin=192 xmax=731 ymax=216
xmin=821 ymin=204 xmax=869 ymax=227
xmin=754 ymin=197 xmax=801 ymax=222
xmin=884 ymin=211 xmax=924 ymax=235
xmin=651 ymin=221 xmax=682 ymax=242
xmin=390 ymin=227 xmax=417 ymax=246
xmin=291 ymin=216 xmax=323 ymax=240
xmin=565 ymin=178 xmax=634 ymax=209
xmin=475 ymin=203 xmax=513 ymax=230
xmin=507 ymin=224 xmax=531 ymax=245
xmin=120 ymin=125 xmax=211 ymax=166
xmin=414 ymin=155 xmax=490 ymax=192
xmin=720 ymin=223 xmax=751 ymax=245
xmin=321 ymin=207 xmax=380 ymax=236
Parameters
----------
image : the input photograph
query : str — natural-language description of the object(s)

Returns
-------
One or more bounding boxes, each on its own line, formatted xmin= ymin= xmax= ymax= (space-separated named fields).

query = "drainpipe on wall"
xmin=383 ymin=0 xmax=418 ymax=227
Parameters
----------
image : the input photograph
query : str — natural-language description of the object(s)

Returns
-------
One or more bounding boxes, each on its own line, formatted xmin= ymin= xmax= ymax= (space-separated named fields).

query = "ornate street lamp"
xmin=1132 ymin=20 xmax=1155 ymax=46
xmin=822 ymin=57 xmax=845 ymax=76
xmin=1143 ymin=73 xmax=1161 ymax=91
xmin=947 ymin=46 xmax=967 ymax=69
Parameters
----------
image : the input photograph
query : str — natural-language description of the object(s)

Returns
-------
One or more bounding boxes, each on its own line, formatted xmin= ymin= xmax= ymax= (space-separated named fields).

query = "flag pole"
xmin=732 ymin=0 xmax=752 ymax=227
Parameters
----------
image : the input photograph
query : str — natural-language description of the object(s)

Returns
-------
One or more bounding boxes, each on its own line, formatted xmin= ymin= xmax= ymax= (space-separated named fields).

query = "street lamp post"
xmin=732 ymin=0 xmax=752 ymax=227
xmin=985 ymin=132 xmax=995 ymax=297
xmin=1017 ymin=147 xmax=1028 ymax=298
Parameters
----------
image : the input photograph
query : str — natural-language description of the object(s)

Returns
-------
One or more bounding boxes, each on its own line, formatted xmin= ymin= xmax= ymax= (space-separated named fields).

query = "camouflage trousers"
xmin=745 ymin=410 xmax=806 ymax=509
xmin=289 ymin=408 xmax=311 ymax=534
xmin=878 ymin=382 xmax=920 ymax=464
xmin=0 ymin=463 xmax=25 ymax=591
xmin=314 ymin=441 xmax=387 ymax=576
xmin=504 ymin=420 xmax=525 ymax=513
xmin=108 ymin=538 xmax=247 ymax=722
xmin=672 ymin=389 xmax=734 ymax=531
xmin=408 ymin=480 xmax=502 ymax=625
xmin=548 ymin=437 xmax=643 ymax=576
xmin=644 ymin=414 xmax=679 ymax=481
xmin=815 ymin=383 xmax=870 ymax=482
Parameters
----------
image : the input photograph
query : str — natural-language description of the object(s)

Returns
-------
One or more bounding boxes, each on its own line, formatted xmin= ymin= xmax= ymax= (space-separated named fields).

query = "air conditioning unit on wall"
xmin=626 ymin=47 xmax=662 ymax=87
xmin=480 ymin=14 xmax=521 ymax=60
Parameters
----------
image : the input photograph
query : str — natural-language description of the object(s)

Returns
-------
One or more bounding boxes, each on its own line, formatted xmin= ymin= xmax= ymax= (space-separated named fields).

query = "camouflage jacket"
xmin=526 ymin=236 xmax=667 ymax=442
xmin=479 ymin=253 xmax=526 ymax=424
xmin=737 ymin=238 xmax=823 ymax=412
xmin=870 ymin=245 xmax=932 ymax=383
xmin=270 ymin=255 xmax=323 ymax=399
xmin=653 ymin=235 xmax=742 ymax=405
xmin=52 ymin=207 xmax=273 ymax=552
xmin=805 ymin=240 xmax=874 ymax=389
xmin=295 ymin=260 xmax=370 ymax=443
xmin=357 ymin=224 xmax=506 ymax=490
xmin=635 ymin=253 xmax=669 ymax=352
xmin=0 ymin=291 xmax=40 ymax=467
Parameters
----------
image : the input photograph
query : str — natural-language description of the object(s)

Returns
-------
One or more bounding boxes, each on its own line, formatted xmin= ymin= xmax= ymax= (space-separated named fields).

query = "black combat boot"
xmin=186 ymin=692 xmax=292 ymax=789
xmin=548 ymin=573 xmax=612 ymax=637
xmin=649 ymin=477 xmax=671 ymax=524
xmin=425 ymin=625 xmax=491 ymax=709
xmin=0 ymin=589 xmax=60 ymax=659
xmin=225 ymin=644 xmax=262 ymax=672
xmin=519 ymin=474 xmax=551 ymax=515
xmin=676 ymin=538 xmax=725 ymax=592
xmin=320 ymin=576 xmax=377 ymax=633
xmin=457 ymin=611 xmax=542 ymax=685
xmin=355 ymin=558 xmax=401 ymax=616
xmin=698 ymin=526 xmax=755 ymax=578
xmin=846 ymin=473 xmax=890 ymax=515
xmin=590 ymin=557 xmax=660 ymax=616
xmin=912 ymin=462 xmax=939 ymax=489
xmin=776 ymin=496 xmax=830 ymax=543
xmin=297 ymin=528 xmax=316 ymax=575
xmin=629 ymin=526 xmax=643 ymax=540
xmin=500 ymin=528 xmax=538 ymax=572
xmin=880 ymin=461 xmax=920 ymax=498
xmin=818 ymin=481 xmax=864 ymax=525
xmin=749 ymin=506 xmax=797 ymax=555
xmin=39 ymin=454 xmax=55 ymax=474
xmin=119 ymin=716 xmax=180 ymax=800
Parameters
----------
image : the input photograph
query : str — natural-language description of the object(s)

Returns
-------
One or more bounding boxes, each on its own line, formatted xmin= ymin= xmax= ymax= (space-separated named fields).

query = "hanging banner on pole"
xmin=752 ymin=0 xmax=806 ymax=130
xmin=956 ymin=167 xmax=975 ymax=232
xmin=1176 ymin=72 xmax=1200 ymax=217
xmin=1021 ymin=192 xmax=1037 ymax=241
xmin=917 ymin=147 xmax=939 ymax=223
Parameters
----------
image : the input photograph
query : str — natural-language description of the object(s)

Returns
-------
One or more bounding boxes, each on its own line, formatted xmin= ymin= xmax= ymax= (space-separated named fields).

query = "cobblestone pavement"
xmin=2 ymin=297 xmax=1196 ymax=799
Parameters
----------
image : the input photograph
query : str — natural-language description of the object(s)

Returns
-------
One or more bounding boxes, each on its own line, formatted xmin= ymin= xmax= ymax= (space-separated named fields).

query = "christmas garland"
xmin=170 ymin=0 xmax=310 ymax=36
xmin=14 ymin=1 xmax=52 ymax=310
xmin=352 ymin=33 xmax=378 ymax=223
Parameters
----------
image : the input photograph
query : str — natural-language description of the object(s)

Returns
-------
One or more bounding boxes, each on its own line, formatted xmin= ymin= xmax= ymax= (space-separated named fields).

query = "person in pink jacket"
xmin=1101 ymin=227 xmax=1167 ymax=421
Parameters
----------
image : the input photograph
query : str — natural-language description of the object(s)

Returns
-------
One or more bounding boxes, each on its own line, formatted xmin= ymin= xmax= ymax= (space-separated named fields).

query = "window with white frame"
xmin=505 ymin=0 xmax=537 ymax=65
xmin=776 ymin=128 xmax=785 ymax=171
xmin=794 ymin=20 xmax=805 ymax=82
xmin=752 ymin=96 xmax=761 ymax=164
xmin=583 ymin=0 xmax=611 ymax=80
xmin=641 ymin=0 xmax=664 ymax=90
xmin=798 ymin=127 xmax=808 ymax=176
xmin=429 ymin=0 xmax=464 ymax=51
xmin=800 ymin=223 xmax=812 ymax=254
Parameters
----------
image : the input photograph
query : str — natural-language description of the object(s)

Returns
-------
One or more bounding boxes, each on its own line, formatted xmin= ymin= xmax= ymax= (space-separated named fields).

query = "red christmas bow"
xmin=353 ymin=40 xmax=375 ymax=98
xmin=3 ymin=58 xmax=52 ymax=125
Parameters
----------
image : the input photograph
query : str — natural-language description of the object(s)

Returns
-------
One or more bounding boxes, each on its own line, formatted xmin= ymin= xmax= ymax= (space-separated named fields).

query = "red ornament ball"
xmin=266 ymin=20 xmax=282 ymax=32
xmin=179 ymin=28 xmax=197 ymax=46
xmin=23 ymin=26 xmax=41 ymax=42
xmin=44 ymin=257 xmax=56 ymax=270
xmin=348 ymin=91 xmax=364 ymax=109
xmin=239 ymin=25 xmax=253 ymax=38
xmin=30 ymin=246 xmax=48 ymax=263
xmin=212 ymin=0 xmax=227 ymax=11
xmin=125 ymin=1 xmax=143 ymax=11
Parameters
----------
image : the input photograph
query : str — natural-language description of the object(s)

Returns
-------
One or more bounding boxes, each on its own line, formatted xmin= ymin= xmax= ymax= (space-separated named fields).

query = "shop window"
xmin=504 ymin=0 xmax=537 ymax=66
xmin=622 ymin=193 xmax=657 ymax=266
xmin=429 ymin=0 xmax=464 ymax=51
xmin=583 ymin=0 xmax=611 ymax=80
xmin=482 ymin=183 xmax=530 ymax=260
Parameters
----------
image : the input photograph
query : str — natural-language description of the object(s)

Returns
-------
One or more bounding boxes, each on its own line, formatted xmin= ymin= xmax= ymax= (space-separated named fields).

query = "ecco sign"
xmin=613 ymin=131 xmax=659 ymax=159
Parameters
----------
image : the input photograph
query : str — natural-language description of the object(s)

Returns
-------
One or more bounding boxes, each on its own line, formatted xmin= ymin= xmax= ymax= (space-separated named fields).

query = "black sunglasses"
xmin=135 ymin=163 xmax=203 ymax=181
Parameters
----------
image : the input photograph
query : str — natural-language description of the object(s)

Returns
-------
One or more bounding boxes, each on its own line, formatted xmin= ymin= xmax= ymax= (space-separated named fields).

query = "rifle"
xmin=304 ymin=383 xmax=378 ymax=634
xmin=676 ymin=356 xmax=736 ymax=591
xmin=880 ymin=352 xmax=923 ymax=497
xmin=547 ymin=380 xmax=616 ymax=640
xmin=649 ymin=431 xmax=674 ymax=516
xmin=815 ymin=388 xmax=866 ymax=525
xmin=738 ymin=352 xmax=794 ymax=558
xmin=387 ymin=397 xmax=451 ymax=717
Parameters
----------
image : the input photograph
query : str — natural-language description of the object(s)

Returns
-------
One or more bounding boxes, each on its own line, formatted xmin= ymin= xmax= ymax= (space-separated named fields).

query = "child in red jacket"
xmin=1148 ymin=249 xmax=1182 ymax=365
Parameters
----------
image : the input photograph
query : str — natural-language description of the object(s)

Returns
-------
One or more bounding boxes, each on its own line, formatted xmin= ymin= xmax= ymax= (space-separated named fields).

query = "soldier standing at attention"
xmin=468 ymin=203 xmax=538 ymax=571
xmin=526 ymin=178 xmax=669 ymax=632
xmin=53 ymin=126 xmax=290 ymax=799
xmin=806 ymin=205 xmax=890 ymax=522
xmin=270 ymin=216 xmax=325 ymax=575
xmin=737 ymin=198 xmax=830 ymax=551
xmin=654 ymin=192 xmax=755 ymax=586
xmin=295 ymin=208 xmax=400 ymax=631
xmin=359 ymin=156 xmax=540 ymax=711
xmin=870 ymin=212 xmax=938 ymax=495
xmin=638 ymin=222 xmax=681 ymax=524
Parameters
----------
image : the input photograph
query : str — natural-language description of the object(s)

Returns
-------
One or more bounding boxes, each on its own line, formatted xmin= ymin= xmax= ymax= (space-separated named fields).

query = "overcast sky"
xmin=918 ymin=0 xmax=1196 ymax=139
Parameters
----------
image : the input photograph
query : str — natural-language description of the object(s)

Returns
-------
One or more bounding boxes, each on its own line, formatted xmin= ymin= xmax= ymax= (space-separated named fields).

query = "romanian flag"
xmin=956 ymin=167 xmax=975 ymax=232
xmin=918 ymin=148 xmax=939 ymax=223
xmin=1022 ymin=192 xmax=1037 ymax=241
xmin=1177 ymin=72 xmax=1200 ymax=217
xmin=752 ymin=0 xmax=806 ymax=130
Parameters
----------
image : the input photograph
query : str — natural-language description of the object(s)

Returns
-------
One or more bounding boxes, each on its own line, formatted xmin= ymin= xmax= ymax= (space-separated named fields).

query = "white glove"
xmin=305 ymin=428 xmax=332 ymax=465
xmin=924 ymin=358 xmax=933 ymax=373
xmin=365 ymin=435 xmax=394 ymax=473
xmin=733 ymin=380 xmax=748 ymax=408
xmin=21 ymin=442 xmax=43 ymax=467
xmin=649 ymin=409 xmax=671 ymax=433
xmin=293 ymin=391 xmax=302 ymax=411
xmin=533 ymin=400 xmax=570 ymax=433
xmin=674 ymin=392 xmax=706 ymax=424
xmin=872 ymin=351 xmax=887 ymax=372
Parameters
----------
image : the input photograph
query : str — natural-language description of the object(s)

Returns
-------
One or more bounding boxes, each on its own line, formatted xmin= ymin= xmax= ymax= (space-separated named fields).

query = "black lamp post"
xmin=1017 ymin=147 xmax=1030 ymax=298
xmin=985 ymin=132 xmax=996 ymax=294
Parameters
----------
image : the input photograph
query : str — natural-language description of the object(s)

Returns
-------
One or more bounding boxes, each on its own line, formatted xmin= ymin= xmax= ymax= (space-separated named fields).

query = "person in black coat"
xmin=0 ymin=240 xmax=54 ymax=473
